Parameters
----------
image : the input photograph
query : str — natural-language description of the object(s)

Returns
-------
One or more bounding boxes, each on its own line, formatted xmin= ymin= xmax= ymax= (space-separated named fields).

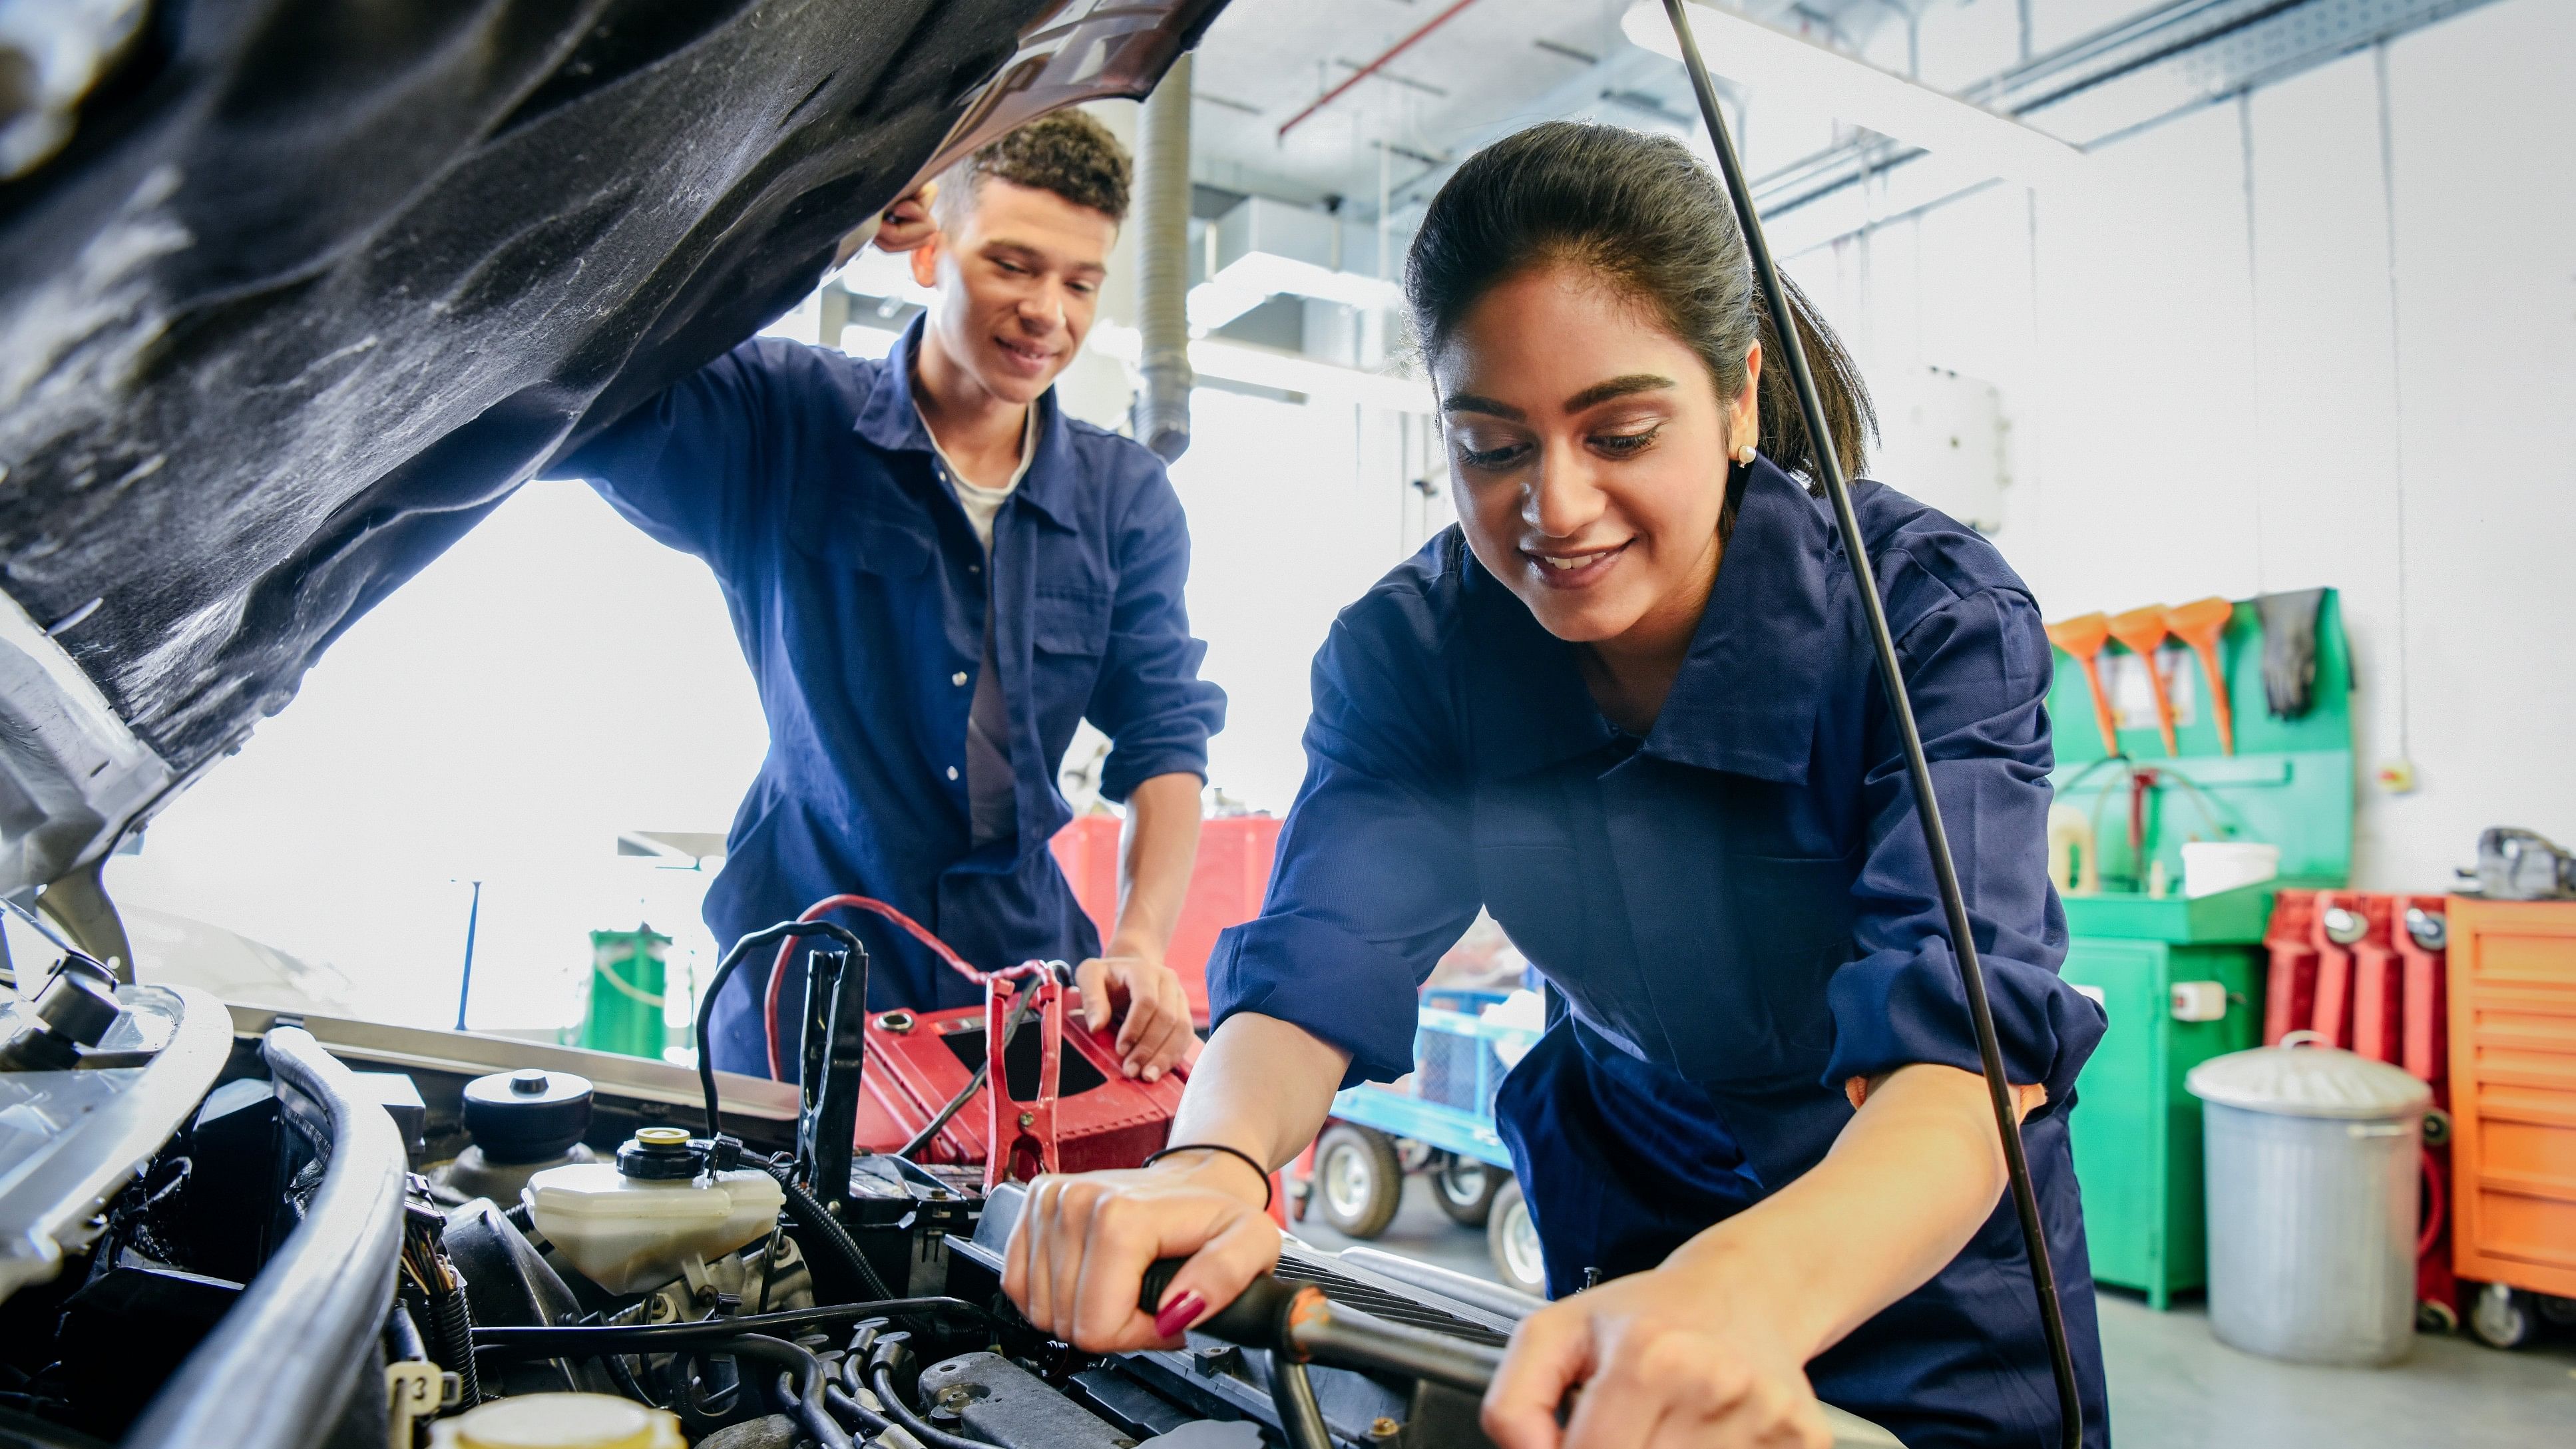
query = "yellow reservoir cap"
xmin=427 ymin=1394 xmax=683 ymax=1449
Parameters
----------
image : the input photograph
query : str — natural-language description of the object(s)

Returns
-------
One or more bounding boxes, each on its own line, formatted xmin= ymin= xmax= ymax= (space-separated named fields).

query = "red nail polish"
xmin=1153 ymin=1290 xmax=1205 ymax=1339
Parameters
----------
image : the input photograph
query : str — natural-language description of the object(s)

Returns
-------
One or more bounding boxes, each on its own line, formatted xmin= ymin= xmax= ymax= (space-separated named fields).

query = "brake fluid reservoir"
xmin=525 ymin=1129 xmax=784 ymax=1293
xmin=428 ymin=1393 xmax=682 ymax=1448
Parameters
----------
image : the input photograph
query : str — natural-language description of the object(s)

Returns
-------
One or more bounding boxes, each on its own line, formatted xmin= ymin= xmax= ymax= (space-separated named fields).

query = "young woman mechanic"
xmin=1004 ymin=122 xmax=2111 ymax=1449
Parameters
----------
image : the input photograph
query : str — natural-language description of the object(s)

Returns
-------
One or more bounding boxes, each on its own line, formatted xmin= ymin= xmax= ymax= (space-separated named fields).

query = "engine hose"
xmin=771 ymin=1166 xmax=898 ymax=1303
xmin=871 ymin=1362 xmax=996 ymax=1449
xmin=426 ymin=1284 xmax=482 ymax=1409
xmin=706 ymin=1335 xmax=852 ymax=1449
xmin=823 ymin=1382 xmax=891 ymax=1436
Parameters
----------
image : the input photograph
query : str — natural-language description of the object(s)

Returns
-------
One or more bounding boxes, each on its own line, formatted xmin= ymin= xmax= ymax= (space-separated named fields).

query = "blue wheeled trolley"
xmin=1298 ymin=990 xmax=1548 ymax=1295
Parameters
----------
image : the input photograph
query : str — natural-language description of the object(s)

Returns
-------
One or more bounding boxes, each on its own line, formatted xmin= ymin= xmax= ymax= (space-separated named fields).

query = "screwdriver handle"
xmin=1140 ymin=1259 xmax=1313 ymax=1354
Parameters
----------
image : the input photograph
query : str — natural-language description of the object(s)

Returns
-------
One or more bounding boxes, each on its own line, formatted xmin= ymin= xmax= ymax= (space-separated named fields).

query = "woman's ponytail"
xmin=1753 ymin=272 xmax=1874 ymax=487
xmin=1406 ymin=122 xmax=1875 ymax=492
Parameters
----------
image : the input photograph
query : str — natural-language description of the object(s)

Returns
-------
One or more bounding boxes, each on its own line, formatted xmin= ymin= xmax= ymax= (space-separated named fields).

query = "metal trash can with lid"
xmin=2187 ymin=1031 xmax=2432 ymax=1364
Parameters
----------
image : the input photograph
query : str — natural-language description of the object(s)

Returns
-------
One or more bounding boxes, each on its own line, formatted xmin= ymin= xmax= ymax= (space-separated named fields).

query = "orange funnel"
xmin=2045 ymin=612 xmax=2122 ymax=759
xmin=2107 ymin=605 xmax=2179 ymax=755
xmin=2164 ymin=597 xmax=2236 ymax=755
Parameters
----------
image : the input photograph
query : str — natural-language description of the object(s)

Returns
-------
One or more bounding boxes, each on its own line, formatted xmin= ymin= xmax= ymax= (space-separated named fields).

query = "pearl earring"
xmin=1735 ymin=441 xmax=1758 ymax=465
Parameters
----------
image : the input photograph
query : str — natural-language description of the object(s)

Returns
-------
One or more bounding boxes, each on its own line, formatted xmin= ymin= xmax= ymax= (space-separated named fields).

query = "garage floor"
xmin=1294 ymin=1175 xmax=2576 ymax=1446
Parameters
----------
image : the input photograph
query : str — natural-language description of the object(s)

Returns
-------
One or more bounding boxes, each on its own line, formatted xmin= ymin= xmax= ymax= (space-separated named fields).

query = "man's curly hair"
xmin=935 ymin=110 xmax=1132 ymax=228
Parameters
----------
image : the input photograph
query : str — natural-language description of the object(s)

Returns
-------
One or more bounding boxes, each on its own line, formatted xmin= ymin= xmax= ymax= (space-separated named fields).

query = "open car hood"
xmin=0 ymin=0 xmax=1223 ymax=951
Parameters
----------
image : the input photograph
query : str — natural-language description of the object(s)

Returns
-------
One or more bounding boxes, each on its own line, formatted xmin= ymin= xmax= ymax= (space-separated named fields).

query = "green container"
xmin=582 ymin=927 xmax=670 ymax=1060
xmin=2061 ymin=924 xmax=2264 ymax=1309
xmin=2043 ymin=590 xmax=2358 ymax=1307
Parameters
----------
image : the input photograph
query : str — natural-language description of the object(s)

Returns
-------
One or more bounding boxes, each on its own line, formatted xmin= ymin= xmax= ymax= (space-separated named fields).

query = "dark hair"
xmin=937 ymin=110 xmax=1132 ymax=227
xmin=1404 ymin=122 xmax=1873 ymax=491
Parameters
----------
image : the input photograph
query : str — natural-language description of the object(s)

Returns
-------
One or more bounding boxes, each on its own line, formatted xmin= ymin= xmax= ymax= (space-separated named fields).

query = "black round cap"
xmin=460 ymin=1068 xmax=593 ymax=1163
xmin=616 ymin=1127 xmax=706 ymax=1180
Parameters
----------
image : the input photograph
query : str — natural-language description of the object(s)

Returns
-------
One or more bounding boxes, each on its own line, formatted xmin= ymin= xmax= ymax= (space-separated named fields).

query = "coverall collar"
xmin=853 ymin=316 xmax=1081 ymax=530
xmin=1465 ymin=456 xmax=1836 ymax=787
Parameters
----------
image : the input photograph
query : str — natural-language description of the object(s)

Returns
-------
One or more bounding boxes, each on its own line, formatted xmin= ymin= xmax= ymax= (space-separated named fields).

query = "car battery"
xmin=853 ymin=982 xmax=1186 ymax=1185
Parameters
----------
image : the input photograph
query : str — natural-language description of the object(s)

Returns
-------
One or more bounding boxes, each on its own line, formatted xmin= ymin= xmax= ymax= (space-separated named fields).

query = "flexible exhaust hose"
xmin=1133 ymin=51 xmax=1194 ymax=462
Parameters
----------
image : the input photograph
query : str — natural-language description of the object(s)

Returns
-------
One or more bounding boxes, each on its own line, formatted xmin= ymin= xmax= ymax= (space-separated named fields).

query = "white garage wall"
xmin=1785 ymin=0 xmax=2575 ymax=893
xmin=1168 ymin=391 xmax=1441 ymax=812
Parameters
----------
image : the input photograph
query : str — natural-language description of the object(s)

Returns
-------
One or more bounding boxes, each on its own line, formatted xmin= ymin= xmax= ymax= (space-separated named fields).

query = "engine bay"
xmin=0 ymin=945 xmax=1518 ymax=1449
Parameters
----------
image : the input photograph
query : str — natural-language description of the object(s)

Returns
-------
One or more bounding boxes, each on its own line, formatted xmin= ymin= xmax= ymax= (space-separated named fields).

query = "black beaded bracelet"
xmin=1142 ymin=1141 xmax=1275 ymax=1211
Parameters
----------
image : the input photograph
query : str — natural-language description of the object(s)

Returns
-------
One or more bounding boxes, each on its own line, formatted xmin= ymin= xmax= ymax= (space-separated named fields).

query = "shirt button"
xmin=947 ymin=767 xmax=961 ymax=781
xmin=952 ymin=671 xmax=968 ymax=687
xmin=968 ymin=563 xmax=981 ymax=574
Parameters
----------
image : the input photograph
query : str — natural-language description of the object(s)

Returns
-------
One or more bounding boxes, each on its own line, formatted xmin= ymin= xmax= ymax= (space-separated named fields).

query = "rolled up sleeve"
xmin=1207 ymin=613 xmax=1478 ymax=1088
xmin=1090 ymin=469 xmax=1227 ymax=801
xmin=1823 ymin=585 xmax=2106 ymax=1116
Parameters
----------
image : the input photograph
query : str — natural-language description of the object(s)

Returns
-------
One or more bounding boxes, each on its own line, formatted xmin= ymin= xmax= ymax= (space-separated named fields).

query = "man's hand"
xmin=1072 ymin=951 xmax=1194 ymax=1081
xmin=873 ymin=181 xmax=941 ymax=254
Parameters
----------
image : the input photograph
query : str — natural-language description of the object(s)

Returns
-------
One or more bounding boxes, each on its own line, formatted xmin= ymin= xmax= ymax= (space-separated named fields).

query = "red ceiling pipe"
xmin=1277 ymin=0 xmax=1485 ymax=140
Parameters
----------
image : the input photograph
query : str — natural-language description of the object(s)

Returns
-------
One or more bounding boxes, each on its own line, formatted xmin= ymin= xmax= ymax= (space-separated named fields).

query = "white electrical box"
xmin=1869 ymin=365 xmax=2008 ymax=532
xmin=2169 ymin=980 xmax=2229 ymax=1022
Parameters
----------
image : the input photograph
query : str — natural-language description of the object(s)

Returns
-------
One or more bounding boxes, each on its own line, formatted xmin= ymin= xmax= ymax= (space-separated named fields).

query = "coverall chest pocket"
xmin=1030 ymin=586 xmax=1110 ymax=724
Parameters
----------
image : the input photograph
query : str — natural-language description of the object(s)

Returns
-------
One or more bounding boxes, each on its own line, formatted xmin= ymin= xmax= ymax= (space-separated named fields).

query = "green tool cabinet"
xmin=2041 ymin=590 xmax=2355 ymax=1308
xmin=2058 ymin=917 xmax=2263 ymax=1309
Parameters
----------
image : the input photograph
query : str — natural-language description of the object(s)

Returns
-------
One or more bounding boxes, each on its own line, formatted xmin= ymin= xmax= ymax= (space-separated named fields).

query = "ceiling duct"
xmin=1189 ymin=195 xmax=1404 ymax=331
xmin=1133 ymin=53 xmax=1197 ymax=462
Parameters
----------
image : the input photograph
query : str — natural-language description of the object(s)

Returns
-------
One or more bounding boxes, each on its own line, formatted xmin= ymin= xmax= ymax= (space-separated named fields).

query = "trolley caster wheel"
xmin=2539 ymin=1295 xmax=2576 ymax=1329
xmin=1314 ymin=1124 xmax=1403 ymax=1239
xmin=2469 ymin=1281 xmax=2537 ymax=1350
xmin=1487 ymin=1179 xmax=1546 ymax=1298
xmin=2416 ymin=1299 xmax=2458 ymax=1335
xmin=1431 ymin=1153 xmax=1502 ymax=1227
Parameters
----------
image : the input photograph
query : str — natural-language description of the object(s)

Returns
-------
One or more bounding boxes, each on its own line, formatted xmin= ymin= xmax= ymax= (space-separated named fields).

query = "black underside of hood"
xmin=0 ymin=0 xmax=1058 ymax=779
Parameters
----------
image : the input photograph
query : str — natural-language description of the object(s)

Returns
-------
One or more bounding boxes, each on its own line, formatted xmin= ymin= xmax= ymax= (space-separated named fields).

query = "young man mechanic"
xmin=569 ymin=114 xmax=1224 ymax=1085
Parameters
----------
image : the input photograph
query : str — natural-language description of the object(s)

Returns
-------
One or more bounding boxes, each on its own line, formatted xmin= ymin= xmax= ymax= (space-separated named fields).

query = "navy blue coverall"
xmin=1209 ymin=459 xmax=2111 ymax=1446
xmin=570 ymin=321 xmax=1225 ymax=1075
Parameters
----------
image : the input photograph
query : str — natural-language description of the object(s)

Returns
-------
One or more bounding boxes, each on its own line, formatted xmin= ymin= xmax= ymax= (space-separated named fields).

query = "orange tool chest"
xmin=2445 ymin=898 xmax=2576 ymax=1298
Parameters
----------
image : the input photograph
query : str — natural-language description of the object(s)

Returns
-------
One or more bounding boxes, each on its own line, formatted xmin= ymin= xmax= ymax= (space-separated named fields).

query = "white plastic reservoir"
xmin=525 ymin=1149 xmax=782 ymax=1295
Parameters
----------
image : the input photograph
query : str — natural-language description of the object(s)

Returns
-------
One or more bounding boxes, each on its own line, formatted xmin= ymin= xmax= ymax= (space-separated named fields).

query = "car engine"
xmin=0 ymin=946 xmax=1522 ymax=1449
